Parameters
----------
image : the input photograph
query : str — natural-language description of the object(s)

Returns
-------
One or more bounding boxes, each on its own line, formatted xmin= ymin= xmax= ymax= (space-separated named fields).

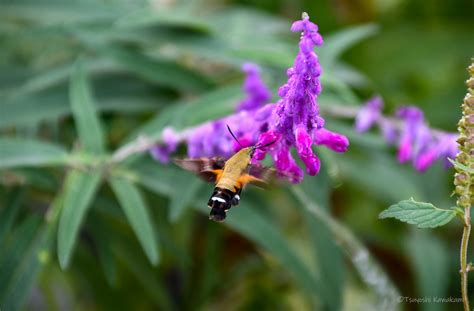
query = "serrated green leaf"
xmin=0 ymin=138 xmax=69 ymax=168
xmin=379 ymin=199 xmax=457 ymax=228
xmin=70 ymin=59 xmax=105 ymax=154
xmin=109 ymin=177 xmax=159 ymax=265
xmin=57 ymin=169 xmax=102 ymax=269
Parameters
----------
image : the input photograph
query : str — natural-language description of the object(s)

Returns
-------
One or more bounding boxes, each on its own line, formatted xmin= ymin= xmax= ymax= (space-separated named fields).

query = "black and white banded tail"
xmin=208 ymin=187 xmax=241 ymax=221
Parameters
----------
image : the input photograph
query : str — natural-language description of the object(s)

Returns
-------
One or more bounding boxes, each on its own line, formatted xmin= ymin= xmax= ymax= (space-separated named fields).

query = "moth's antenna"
xmin=226 ymin=124 xmax=243 ymax=148
xmin=255 ymin=140 xmax=277 ymax=150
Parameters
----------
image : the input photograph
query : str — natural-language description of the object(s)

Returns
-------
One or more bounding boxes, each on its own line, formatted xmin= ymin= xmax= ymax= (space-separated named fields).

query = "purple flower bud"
xmin=414 ymin=146 xmax=439 ymax=171
xmin=295 ymin=126 xmax=321 ymax=175
xmin=397 ymin=135 xmax=412 ymax=163
xmin=354 ymin=96 xmax=383 ymax=133
xmin=236 ymin=63 xmax=272 ymax=112
xmin=313 ymin=128 xmax=350 ymax=153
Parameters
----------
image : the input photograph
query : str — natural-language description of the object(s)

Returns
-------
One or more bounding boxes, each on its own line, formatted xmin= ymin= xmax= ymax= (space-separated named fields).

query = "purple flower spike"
xmin=149 ymin=13 xmax=349 ymax=183
xmin=350 ymin=95 xmax=459 ymax=172
xmin=355 ymin=96 xmax=383 ymax=133
xmin=150 ymin=127 xmax=180 ymax=163
xmin=236 ymin=63 xmax=272 ymax=112
xmin=252 ymin=12 xmax=348 ymax=178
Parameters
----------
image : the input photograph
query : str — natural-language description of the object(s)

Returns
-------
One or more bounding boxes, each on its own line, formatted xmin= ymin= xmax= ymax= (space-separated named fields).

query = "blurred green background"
xmin=0 ymin=0 xmax=473 ymax=310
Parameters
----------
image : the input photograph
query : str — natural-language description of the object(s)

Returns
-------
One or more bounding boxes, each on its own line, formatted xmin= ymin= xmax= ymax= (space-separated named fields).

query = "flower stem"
xmin=457 ymin=60 xmax=473 ymax=311
xmin=460 ymin=205 xmax=471 ymax=311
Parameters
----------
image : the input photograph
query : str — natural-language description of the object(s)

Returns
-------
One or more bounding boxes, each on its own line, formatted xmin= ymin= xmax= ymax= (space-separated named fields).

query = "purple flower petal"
xmin=313 ymin=128 xmax=349 ymax=153
xmin=414 ymin=146 xmax=439 ymax=171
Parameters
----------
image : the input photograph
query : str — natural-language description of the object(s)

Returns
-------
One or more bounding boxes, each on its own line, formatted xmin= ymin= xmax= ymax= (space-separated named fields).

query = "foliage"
xmin=0 ymin=0 xmax=471 ymax=310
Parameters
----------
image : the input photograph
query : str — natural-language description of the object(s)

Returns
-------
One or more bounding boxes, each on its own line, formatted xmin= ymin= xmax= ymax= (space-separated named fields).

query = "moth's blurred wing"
xmin=173 ymin=157 xmax=226 ymax=183
xmin=243 ymin=165 xmax=277 ymax=188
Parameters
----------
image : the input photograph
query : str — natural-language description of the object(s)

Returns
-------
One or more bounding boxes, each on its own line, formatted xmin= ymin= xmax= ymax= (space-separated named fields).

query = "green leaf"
xmin=114 ymin=7 xmax=211 ymax=33
xmin=379 ymin=199 xmax=457 ymax=228
xmin=70 ymin=59 xmax=105 ymax=154
xmin=57 ymin=169 xmax=102 ymax=269
xmin=88 ymin=217 xmax=117 ymax=288
xmin=169 ymin=178 xmax=203 ymax=222
xmin=0 ymin=83 xmax=170 ymax=128
xmin=109 ymin=177 xmax=159 ymax=265
xmin=319 ymin=24 xmax=378 ymax=69
xmin=0 ymin=215 xmax=42 ymax=311
xmin=336 ymin=151 xmax=423 ymax=201
xmin=100 ymin=47 xmax=213 ymax=92
xmin=0 ymin=138 xmax=68 ymax=168
xmin=0 ymin=194 xmax=63 ymax=311
xmin=0 ymin=188 xmax=25 ymax=246
xmin=448 ymin=158 xmax=474 ymax=173
xmin=114 ymin=239 xmax=175 ymax=311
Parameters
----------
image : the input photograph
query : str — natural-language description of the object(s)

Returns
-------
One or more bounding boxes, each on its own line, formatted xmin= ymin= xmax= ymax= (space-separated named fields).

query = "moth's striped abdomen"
xmin=208 ymin=187 xmax=241 ymax=221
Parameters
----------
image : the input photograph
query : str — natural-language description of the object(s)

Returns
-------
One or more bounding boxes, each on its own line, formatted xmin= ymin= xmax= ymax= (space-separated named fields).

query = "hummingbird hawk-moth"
xmin=174 ymin=126 xmax=276 ymax=221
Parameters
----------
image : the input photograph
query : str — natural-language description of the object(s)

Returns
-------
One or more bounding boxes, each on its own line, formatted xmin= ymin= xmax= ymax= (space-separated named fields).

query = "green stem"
xmin=460 ymin=205 xmax=471 ymax=311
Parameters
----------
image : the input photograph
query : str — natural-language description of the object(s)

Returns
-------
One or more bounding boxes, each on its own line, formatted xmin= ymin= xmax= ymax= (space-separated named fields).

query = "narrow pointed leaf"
xmin=379 ymin=199 xmax=457 ymax=228
xmin=109 ymin=177 xmax=159 ymax=265
xmin=70 ymin=59 xmax=105 ymax=153
xmin=58 ymin=170 xmax=102 ymax=269
xmin=100 ymin=47 xmax=213 ymax=92
xmin=0 ymin=194 xmax=63 ymax=311
xmin=169 ymin=178 xmax=203 ymax=222
xmin=0 ymin=188 xmax=25 ymax=245
xmin=0 ymin=138 xmax=68 ymax=168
